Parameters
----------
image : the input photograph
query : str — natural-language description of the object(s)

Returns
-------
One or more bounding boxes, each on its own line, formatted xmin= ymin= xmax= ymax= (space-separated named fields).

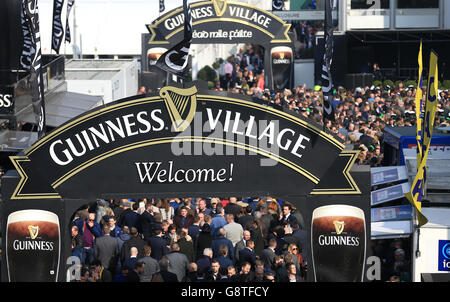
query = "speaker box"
xmin=345 ymin=73 xmax=374 ymax=89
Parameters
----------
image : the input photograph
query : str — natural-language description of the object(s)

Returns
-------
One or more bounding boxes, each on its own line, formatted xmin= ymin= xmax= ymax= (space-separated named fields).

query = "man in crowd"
xmin=223 ymin=214 xmax=243 ymax=247
xmin=139 ymin=245 xmax=160 ymax=282
xmin=167 ymin=242 xmax=190 ymax=282
xmin=94 ymin=225 xmax=119 ymax=272
xmin=148 ymin=226 xmax=170 ymax=261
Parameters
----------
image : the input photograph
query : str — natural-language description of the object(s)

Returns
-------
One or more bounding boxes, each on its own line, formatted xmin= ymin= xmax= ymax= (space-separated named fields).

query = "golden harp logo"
xmin=212 ymin=0 xmax=227 ymax=17
xmin=28 ymin=225 xmax=39 ymax=239
xmin=280 ymin=52 xmax=285 ymax=59
xmin=333 ymin=220 xmax=345 ymax=235
xmin=160 ymin=85 xmax=198 ymax=132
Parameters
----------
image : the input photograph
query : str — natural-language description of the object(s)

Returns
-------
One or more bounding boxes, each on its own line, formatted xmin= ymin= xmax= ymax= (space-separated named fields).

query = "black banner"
xmin=8 ymin=85 xmax=358 ymax=200
xmin=65 ymin=0 xmax=74 ymax=43
xmin=20 ymin=4 xmax=35 ymax=70
xmin=51 ymin=0 xmax=65 ymax=54
xmin=321 ymin=0 xmax=335 ymax=122
xmin=22 ymin=0 xmax=46 ymax=138
xmin=155 ymin=0 xmax=192 ymax=77
xmin=0 ymin=86 xmax=15 ymax=115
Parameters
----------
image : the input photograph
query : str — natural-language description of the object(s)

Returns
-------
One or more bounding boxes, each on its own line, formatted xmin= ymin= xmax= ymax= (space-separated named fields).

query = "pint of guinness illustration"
xmin=270 ymin=46 xmax=292 ymax=91
xmin=6 ymin=210 xmax=60 ymax=282
xmin=148 ymin=47 xmax=168 ymax=68
xmin=311 ymin=205 xmax=366 ymax=282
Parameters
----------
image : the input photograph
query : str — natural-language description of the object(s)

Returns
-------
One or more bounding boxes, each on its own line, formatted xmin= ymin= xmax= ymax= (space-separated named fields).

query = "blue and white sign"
xmin=371 ymin=205 xmax=412 ymax=222
xmin=438 ymin=240 xmax=450 ymax=272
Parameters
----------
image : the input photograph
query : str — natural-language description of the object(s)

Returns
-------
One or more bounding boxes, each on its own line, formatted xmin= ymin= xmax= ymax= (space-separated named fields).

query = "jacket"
xmin=120 ymin=210 xmax=140 ymax=230
xmin=217 ymin=255 xmax=233 ymax=269
xmin=234 ymin=239 xmax=246 ymax=263
xmin=177 ymin=237 xmax=195 ymax=263
xmin=110 ymin=225 xmax=122 ymax=238
xmin=94 ymin=235 xmax=119 ymax=270
xmin=120 ymin=236 xmax=146 ymax=263
xmin=173 ymin=215 xmax=194 ymax=229
xmin=148 ymin=235 xmax=170 ymax=261
xmin=223 ymin=222 xmax=243 ymax=247
xmin=139 ymin=211 xmax=155 ymax=240
xmin=238 ymin=248 xmax=256 ymax=267
xmin=139 ymin=256 xmax=160 ymax=282
xmin=237 ymin=214 xmax=254 ymax=231
xmin=211 ymin=237 xmax=234 ymax=260
xmin=261 ymin=248 xmax=276 ymax=270
xmin=167 ymin=251 xmax=190 ymax=282
xmin=117 ymin=233 xmax=130 ymax=253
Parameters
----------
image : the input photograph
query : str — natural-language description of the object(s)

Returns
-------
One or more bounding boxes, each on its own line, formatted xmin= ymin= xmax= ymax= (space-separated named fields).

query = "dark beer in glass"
xmin=6 ymin=210 xmax=60 ymax=282
xmin=311 ymin=205 xmax=366 ymax=282
xmin=271 ymin=46 xmax=292 ymax=91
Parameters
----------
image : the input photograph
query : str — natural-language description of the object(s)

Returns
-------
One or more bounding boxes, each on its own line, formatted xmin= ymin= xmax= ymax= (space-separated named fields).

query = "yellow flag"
xmin=415 ymin=41 xmax=423 ymax=169
xmin=405 ymin=50 xmax=438 ymax=227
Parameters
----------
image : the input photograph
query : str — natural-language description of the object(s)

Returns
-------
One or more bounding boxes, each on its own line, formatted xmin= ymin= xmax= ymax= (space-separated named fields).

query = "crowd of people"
xmin=70 ymin=197 xmax=308 ymax=282
xmin=212 ymin=63 xmax=450 ymax=168
xmin=216 ymin=45 xmax=265 ymax=92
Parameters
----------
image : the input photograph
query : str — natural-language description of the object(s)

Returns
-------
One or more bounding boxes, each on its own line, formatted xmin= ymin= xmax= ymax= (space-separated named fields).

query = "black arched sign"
xmin=1 ymin=85 xmax=370 ymax=282
xmin=142 ymin=0 xmax=294 ymax=91
xmin=9 ymin=85 xmax=358 ymax=199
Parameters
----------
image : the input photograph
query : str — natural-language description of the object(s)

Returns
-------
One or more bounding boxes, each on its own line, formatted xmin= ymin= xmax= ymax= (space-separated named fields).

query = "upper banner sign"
xmin=9 ymin=85 xmax=359 ymax=199
xmin=147 ymin=0 xmax=291 ymax=45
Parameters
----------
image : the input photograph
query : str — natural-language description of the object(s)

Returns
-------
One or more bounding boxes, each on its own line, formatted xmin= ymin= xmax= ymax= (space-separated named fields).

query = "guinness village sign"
xmin=8 ymin=85 xmax=360 ymax=199
xmin=147 ymin=0 xmax=291 ymax=45
xmin=1 ymin=85 xmax=371 ymax=282
xmin=142 ymin=0 xmax=295 ymax=91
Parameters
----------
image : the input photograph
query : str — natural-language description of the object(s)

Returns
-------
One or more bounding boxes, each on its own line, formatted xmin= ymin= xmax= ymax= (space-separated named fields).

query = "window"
xmin=397 ymin=0 xmax=439 ymax=9
xmin=351 ymin=0 xmax=390 ymax=10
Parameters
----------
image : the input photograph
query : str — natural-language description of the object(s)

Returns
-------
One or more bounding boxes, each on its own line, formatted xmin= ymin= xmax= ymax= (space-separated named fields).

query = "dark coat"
xmin=148 ymin=235 xmax=170 ymax=261
xmin=238 ymin=214 xmax=254 ymax=231
xmin=120 ymin=236 xmax=146 ymax=263
xmin=97 ymin=268 xmax=113 ymax=282
xmin=178 ymin=237 xmax=195 ymax=263
xmin=292 ymin=229 xmax=309 ymax=259
xmin=173 ymin=214 xmax=195 ymax=229
xmin=283 ymin=234 xmax=302 ymax=250
xmin=238 ymin=271 xmax=254 ymax=282
xmin=109 ymin=226 xmax=122 ymax=238
xmin=123 ymin=257 xmax=138 ymax=271
xmin=261 ymin=248 xmax=276 ymax=270
xmin=188 ymin=224 xmax=200 ymax=239
xmin=217 ymin=255 xmax=233 ymax=269
xmin=159 ymin=270 xmax=178 ymax=282
xmin=239 ymin=248 xmax=256 ymax=267
xmin=224 ymin=203 xmax=242 ymax=218
xmin=94 ymin=235 xmax=119 ymax=270
xmin=259 ymin=214 xmax=273 ymax=239
xmin=139 ymin=211 xmax=155 ymax=240
xmin=119 ymin=209 xmax=140 ymax=229
xmin=125 ymin=269 xmax=140 ymax=282
xmin=279 ymin=214 xmax=298 ymax=226
xmin=250 ymin=227 xmax=264 ymax=257
xmin=205 ymin=272 xmax=220 ymax=282
xmin=275 ymin=266 xmax=288 ymax=282
xmin=234 ymin=239 xmax=246 ymax=263
xmin=196 ymin=256 xmax=211 ymax=275
xmin=211 ymin=237 xmax=234 ymax=260
xmin=195 ymin=232 xmax=213 ymax=261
